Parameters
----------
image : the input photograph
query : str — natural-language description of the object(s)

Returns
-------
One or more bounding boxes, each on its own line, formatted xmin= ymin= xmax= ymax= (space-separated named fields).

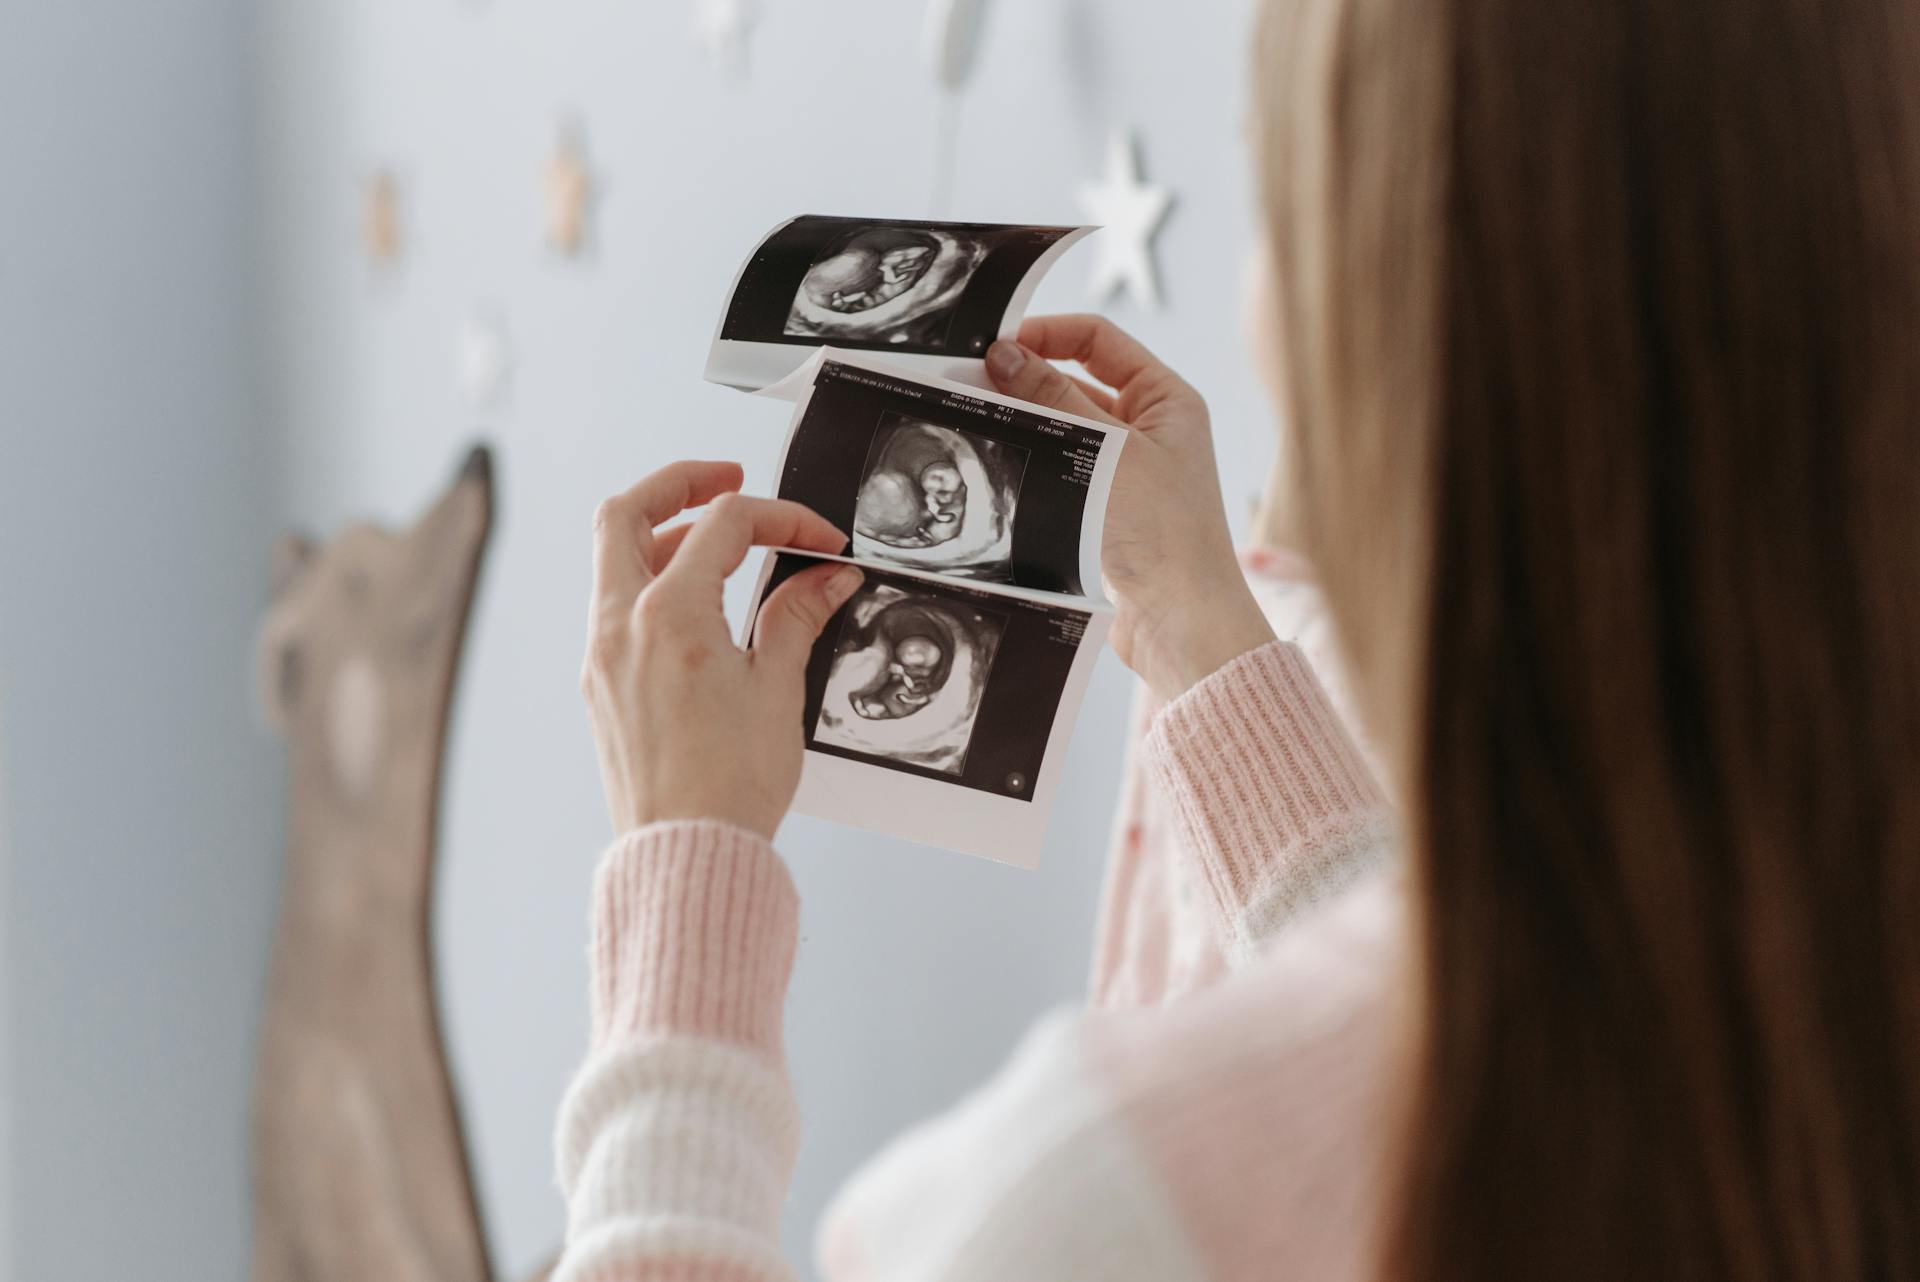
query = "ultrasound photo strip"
xmin=744 ymin=550 xmax=1113 ymax=868
xmin=705 ymin=215 xmax=1095 ymax=392
xmin=766 ymin=348 xmax=1126 ymax=600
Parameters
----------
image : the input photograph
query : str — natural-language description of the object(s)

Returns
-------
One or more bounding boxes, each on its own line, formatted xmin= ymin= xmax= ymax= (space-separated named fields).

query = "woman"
xmin=561 ymin=0 xmax=1920 ymax=1277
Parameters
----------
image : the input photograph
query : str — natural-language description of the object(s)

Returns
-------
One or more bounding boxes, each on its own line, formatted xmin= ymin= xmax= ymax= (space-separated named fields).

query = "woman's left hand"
xmin=581 ymin=460 xmax=864 ymax=840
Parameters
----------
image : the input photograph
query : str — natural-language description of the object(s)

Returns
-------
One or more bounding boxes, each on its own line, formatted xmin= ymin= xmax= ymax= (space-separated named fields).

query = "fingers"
xmin=599 ymin=460 xmax=744 ymax=537
xmin=985 ymin=340 xmax=1123 ymax=425
xmin=656 ymin=495 xmax=848 ymax=597
xmin=1016 ymin=314 xmax=1162 ymax=390
xmin=752 ymin=562 xmax=864 ymax=674
xmin=648 ymin=522 xmax=693 ymax=571
xmin=591 ymin=461 xmax=746 ymax=611
xmin=1016 ymin=315 xmax=1204 ymax=425
xmin=1061 ymin=372 xmax=1120 ymax=415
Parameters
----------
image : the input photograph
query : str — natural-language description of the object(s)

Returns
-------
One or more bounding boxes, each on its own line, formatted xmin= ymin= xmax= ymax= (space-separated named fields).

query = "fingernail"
xmin=827 ymin=565 xmax=863 ymax=606
xmin=986 ymin=340 xmax=1026 ymax=382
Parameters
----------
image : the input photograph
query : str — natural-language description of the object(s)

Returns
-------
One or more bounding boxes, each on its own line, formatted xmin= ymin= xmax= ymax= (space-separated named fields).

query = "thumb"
xmin=985 ymin=340 xmax=1120 ymax=425
xmin=753 ymin=562 xmax=864 ymax=674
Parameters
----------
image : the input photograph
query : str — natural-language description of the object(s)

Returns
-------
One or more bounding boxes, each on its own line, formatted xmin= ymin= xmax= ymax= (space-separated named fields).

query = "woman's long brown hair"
xmin=1256 ymin=0 xmax=1920 ymax=1277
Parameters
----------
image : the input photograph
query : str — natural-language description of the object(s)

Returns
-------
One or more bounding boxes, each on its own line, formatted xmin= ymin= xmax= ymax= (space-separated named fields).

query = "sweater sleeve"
xmin=1141 ymin=640 xmax=1396 ymax=963
xmin=552 ymin=820 xmax=803 ymax=1282
xmin=550 ymin=707 xmax=1396 ymax=1282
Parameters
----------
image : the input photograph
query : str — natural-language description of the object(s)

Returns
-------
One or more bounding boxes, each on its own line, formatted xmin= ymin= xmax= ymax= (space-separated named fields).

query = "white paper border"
xmin=742 ymin=550 xmax=1113 ymax=869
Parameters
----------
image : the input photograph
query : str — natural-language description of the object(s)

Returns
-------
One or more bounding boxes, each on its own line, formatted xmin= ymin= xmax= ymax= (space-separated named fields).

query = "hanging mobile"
xmin=456 ymin=309 xmax=513 ymax=411
xmin=544 ymin=119 xmax=597 ymax=258
xmin=923 ymin=0 xmax=992 ymax=216
xmin=362 ymin=169 xmax=404 ymax=270
xmin=925 ymin=0 xmax=991 ymax=90
xmin=694 ymin=0 xmax=757 ymax=75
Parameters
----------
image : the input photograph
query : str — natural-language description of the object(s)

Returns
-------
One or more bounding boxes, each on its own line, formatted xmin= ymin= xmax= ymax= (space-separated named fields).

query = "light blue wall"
xmin=256 ymin=4 xmax=1271 ymax=1276
xmin=2 ymin=2 xmax=1274 ymax=1279
xmin=0 ymin=2 xmax=283 ymax=1278
xmin=256 ymin=2 xmax=1275 ymax=1277
xmin=0 ymin=679 xmax=10 ymax=1269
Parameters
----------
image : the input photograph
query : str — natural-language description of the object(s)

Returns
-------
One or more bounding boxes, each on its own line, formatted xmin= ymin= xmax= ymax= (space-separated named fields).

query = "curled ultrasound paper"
xmin=705 ymin=215 xmax=1094 ymax=391
xmin=744 ymin=551 xmax=1112 ymax=868
xmin=768 ymin=349 xmax=1125 ymax=599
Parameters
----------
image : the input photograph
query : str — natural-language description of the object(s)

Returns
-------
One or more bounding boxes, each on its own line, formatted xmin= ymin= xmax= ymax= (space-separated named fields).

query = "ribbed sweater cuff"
xmin=589 ymin=820 xmax=799 ymax=1063
xmin=1143 ymin=641 xmax=1393 ymax=955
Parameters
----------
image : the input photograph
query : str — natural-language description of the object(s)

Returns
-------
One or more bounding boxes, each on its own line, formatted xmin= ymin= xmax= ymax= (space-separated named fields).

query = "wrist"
xmin=1157 ymin=620 xmax=1275 ymax=702
xmin=1142 ymin=581 xmax=1276 ymax=702
xmin=627 ymin=782 xmax=786 ymax=843
xmin=635 ymin=806 xmax=781 ymax=842
xmin=626 ymin=810 xmax=779 ymax=842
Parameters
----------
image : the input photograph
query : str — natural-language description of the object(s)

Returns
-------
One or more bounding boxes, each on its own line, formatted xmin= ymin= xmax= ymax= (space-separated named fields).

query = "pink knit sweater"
xmin=554 ymin=562 xmax=1403 ymax=1282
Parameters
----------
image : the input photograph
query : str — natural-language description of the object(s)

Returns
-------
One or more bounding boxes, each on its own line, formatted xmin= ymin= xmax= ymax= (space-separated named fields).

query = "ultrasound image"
xmin=851 ymin=415 xmax=1026 ymax=581
xmin=783 ymin=226 xmax=990 ymax=349
xmin=813 ymin=582 xmax=1008 ymax=776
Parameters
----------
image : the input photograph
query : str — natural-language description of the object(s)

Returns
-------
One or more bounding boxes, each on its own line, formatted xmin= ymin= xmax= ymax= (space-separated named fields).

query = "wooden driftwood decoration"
xmin=250 ymin=446 xmax=544 ymax=1281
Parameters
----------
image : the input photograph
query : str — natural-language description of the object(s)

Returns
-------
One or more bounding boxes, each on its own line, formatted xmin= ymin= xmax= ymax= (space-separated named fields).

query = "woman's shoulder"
xmin=818 ymin=872 xmax=1408 ymax=1282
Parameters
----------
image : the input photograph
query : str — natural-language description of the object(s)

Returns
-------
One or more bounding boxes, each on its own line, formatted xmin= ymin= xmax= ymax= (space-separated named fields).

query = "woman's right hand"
xmin=985 ymin=315 xmax=1275 ymax=701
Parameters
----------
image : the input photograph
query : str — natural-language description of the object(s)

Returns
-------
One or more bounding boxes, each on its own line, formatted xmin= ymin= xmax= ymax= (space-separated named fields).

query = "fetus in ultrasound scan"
xmin=850 ymin=599 xmax=960 ymax=719
xmin=852 ymin=419 xmax=1023 ymax=580
xmin=784 ymin=226 xmax=990 ymax=347
xmin=814 ymin=583 xmax=1007 ymax=775
xmin=804 ymin=234 xmax=936 ymax=314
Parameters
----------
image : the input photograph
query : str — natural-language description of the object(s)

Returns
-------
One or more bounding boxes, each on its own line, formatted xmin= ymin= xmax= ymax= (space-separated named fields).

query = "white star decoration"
xmin=456 ymin=311 xmax=513 ymax=410
xmin=1076 ymin=129 xmax=1174 ymax=310
xmin=694 ymin=0 xmax=757 ymax=74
